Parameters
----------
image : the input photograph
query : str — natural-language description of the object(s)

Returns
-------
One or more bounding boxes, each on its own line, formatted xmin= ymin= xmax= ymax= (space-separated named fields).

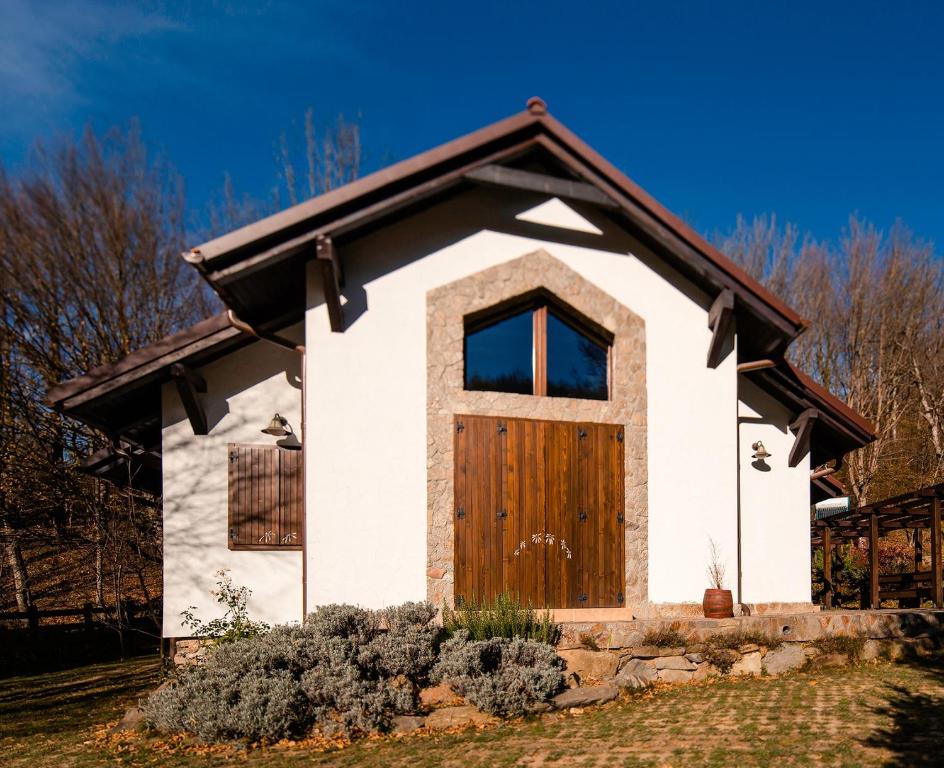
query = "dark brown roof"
xmin=47 ymin=313 xmax=238 ymax=411
xmin=46 ymin=313 xmax=251 ymax=449
xmin=47 ymin=100 xmax=873 ymax=462
xmin=743 ymin=360 xmax=876 ymax=465
xmin=786 ymin=361 xmax=875 ymax=438
xmin=186 ymin=104 xmax=807 ymax=348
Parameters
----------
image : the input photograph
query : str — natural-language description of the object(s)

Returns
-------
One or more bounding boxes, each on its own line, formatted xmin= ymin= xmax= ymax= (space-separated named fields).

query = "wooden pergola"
xmin=811 ymin=483 xmax=944 ymax=610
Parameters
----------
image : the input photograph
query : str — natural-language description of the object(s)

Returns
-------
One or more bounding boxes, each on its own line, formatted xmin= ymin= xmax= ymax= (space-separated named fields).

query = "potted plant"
xmin=703 ymin=537 xmax=734 ymax=618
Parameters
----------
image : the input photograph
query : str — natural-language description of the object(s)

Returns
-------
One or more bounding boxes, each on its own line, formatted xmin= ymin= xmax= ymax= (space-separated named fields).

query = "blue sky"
xmin=2 ymin=0 xmax=942 ymax=247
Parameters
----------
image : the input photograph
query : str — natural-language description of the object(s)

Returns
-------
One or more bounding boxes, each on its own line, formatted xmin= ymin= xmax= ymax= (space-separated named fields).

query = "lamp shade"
xmin=261 ymin=413 xmax=290 ymax=436
xmin=751 ymin=441 xmax=771 ymax=460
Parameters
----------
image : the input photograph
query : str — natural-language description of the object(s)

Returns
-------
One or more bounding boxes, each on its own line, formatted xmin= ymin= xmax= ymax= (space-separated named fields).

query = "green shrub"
xmin=144 ymin=602 xmax=441 ymax=741
xmin=442 ymin=592 xmax=561 ymax=645
xmin=432 ymin=632 xmax=564 ymax=716
xmin=640 ymin=622 xmax=690 ymax=648
xmin=179 ymin=570 xmax=270 ymax=645
xmin=812 ymin=634 xmax=866 ymax=660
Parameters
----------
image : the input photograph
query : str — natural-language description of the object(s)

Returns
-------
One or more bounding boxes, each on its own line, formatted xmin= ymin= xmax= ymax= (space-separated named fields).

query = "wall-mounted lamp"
xmin=261 ymin=413 xmax=293 ymax=437
xmin=751 ymin=441 xmax=771 ymax=460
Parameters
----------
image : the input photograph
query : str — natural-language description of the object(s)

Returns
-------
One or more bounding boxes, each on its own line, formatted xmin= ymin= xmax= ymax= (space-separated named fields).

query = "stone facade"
xmin=426 ymin=249 xmax=648 ymax=613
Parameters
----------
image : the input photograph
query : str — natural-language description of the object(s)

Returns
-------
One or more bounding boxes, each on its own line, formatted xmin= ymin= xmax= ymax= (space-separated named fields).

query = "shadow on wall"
xmin=311 ymin=186 xmax=719 ymax=337
xmin=865 ymin=655 xmax=944 ymax=767
xmin=739 ymin=381 xmax=789 ymax=475
xmin=162 ymin=339 xmax=303 ymax=627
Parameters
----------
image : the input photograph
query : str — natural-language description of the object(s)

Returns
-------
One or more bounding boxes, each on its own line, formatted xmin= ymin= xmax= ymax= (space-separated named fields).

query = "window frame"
xmin=463 ymin=290 xmax=613 ymax=400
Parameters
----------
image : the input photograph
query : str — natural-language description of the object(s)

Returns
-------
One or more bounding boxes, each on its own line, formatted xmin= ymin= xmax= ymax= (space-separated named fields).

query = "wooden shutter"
xmin=454 ymin=415 xmax=625 ymax=609
xmin=503 ymin=417 xmax=547 ymax=608
xmin=574 ymin=422 xmax=625 ymax=607
xmin=228 ymin=444 xmax=303 ymax=550
xmin=544 ymin=419 xmax=580 ymax=608
xmin=454 ymin=415 xmax=505 ymax=605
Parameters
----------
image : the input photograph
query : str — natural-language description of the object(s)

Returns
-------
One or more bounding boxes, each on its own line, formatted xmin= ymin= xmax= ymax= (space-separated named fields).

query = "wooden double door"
xmin=453 ymin=414 xmax=626 ymax=609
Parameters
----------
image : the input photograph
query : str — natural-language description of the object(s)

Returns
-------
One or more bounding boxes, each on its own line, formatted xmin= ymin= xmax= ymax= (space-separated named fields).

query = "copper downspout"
xmin=227 ymin=310 xmax=308 ymax=619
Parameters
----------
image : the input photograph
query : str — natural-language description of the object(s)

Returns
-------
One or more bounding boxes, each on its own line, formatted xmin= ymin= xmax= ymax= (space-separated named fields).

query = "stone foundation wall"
xmin=551 ymin=609 xmax=944 ymax=688
xmin=172 ymin=638 xmax=215 ymax=666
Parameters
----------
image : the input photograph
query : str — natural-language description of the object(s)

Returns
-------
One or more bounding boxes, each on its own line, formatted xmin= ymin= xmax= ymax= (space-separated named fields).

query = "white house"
xmin=48 ymin=99 xmax=874 ymax=637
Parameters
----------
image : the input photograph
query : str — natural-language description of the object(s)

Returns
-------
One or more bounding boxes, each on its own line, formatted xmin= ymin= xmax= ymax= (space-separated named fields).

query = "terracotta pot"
xmin=703 ymin=588 xmax=734 ymax=619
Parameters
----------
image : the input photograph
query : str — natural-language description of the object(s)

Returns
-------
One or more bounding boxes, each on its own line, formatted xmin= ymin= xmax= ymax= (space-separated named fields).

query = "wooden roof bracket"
xmin=315 ymin=235 xmax=344 ymax=333
xmin=170 ymin=363 xmax=208 ymax=435
xmin=789 ymin=407 xmax=819 ymax=468
xmin=706 ymin=289 xmax=735 ymax=368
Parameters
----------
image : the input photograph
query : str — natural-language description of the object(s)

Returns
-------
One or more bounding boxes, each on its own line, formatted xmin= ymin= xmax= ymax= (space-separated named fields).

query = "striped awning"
xmin=814 ymin=496 xmax=851 ymax=520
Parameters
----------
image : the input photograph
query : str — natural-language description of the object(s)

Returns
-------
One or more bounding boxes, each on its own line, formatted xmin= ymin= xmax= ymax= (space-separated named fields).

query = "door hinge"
xmin=577 ymin=428 xmax=588 ymax=439
xmin=229 ymin=527 xmax=238 ymax=542
xmin=497 ymin=423 xmax=507 ymax=434
xmin=229 ymin=451 xmax=239 ymax=463
xmin=456 ymin=507 xmax=466 ymax=519
xmin=616 ymin=429 xmax=624 ymax=443
xmin=617 ymin=592 xmax=625 ymax=604
xmin=496 ymin=509 xmax=507 ymax=519
xmin=455 ymin=594 xmax=464 ymax=607
xmin=577 ymin=593 xmax=588 ymax=603
xmin=578 ymin=510 xmax=588 ymax=522
xmin=616 ymin=512 xmax=625 ymax=524
xmin=456 ymin=421 xmax=464 ymax=433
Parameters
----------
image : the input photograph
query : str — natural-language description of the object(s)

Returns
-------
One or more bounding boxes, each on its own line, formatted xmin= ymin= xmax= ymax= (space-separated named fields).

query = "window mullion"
xmin=533 ymin=306 xmax=547 ymax=396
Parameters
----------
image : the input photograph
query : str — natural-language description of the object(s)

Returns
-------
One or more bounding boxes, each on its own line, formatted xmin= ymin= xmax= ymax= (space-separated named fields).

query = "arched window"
xmin=464 ymin=293 xmax=611 ymax=400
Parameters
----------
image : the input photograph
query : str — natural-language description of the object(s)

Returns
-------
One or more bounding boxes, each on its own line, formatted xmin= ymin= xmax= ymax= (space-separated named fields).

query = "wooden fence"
xmin=0 ymin=601 xmax=160 ymax=673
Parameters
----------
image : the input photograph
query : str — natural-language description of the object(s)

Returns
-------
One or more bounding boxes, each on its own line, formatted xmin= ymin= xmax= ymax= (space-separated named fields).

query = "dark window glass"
xmin=464 ymin=310 xmax=533 ymax=394
xmin=546 ymin=312 xmax=608 ymax=400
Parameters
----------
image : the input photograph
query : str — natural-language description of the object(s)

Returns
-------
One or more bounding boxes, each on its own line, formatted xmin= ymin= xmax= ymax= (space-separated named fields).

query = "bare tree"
xmin=207 ymin=108 xmax=362 ymax=235
xmin=0 ymin=123 xmax=214 ymax=613
xmin=718 ymin=215 xmax=944 ymax=504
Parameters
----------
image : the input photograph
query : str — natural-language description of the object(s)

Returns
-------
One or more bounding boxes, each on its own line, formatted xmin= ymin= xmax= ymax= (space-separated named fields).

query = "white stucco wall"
xmin=304 ymin=190 xmax=739 ymax=611
xmin=738 ymin=378 xmax=812 ymax=604
xmin=162 ymin=332 xmax=304 ymax=636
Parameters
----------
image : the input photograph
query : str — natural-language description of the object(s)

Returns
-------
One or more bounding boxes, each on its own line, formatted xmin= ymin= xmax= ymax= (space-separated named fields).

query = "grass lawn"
xmin=2 ymin=655 xmax=943 ymax=768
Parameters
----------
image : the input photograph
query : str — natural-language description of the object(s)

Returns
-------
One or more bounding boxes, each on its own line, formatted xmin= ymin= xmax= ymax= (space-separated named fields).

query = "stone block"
xmin=111 ymin=706 xmax=144 ymax=733
xmin=629 ymin=646 xmax=685 ymax=659
xmin=761 ymin=644 xmax=809 ymax=675
xmin=860 ymin=639 xmax=883 ymax=661
xmin=692 ymin=663 xmax=719 ymax=681
xmin=655 ymin=655 xmax=696 ymax=671
xmin=552 ymin=684 xmax=619 ymax=708
xmin=391 ymin=715 xmax=426 ymax=734
xmin=615 ymin=659 xmax=658 ymax=689
xmin=606 ymin=627 xmax=644 ymax=650
xmin=685 ymin=652 xmax=704 ymax=664
xmin=420 ymin=683 xmax=462 ymax=708
xmin=425 ymin=706 xmax=495 ymax=730
xmin=730 ymin=651 xmax=762 ymax=676
xmin=558 ymin=649 xmax=620 ymax=681
xmin=658 ymin=668 xmax=695 ymax=684
xmin=738 ymin=643 xmax=759 ymax=654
